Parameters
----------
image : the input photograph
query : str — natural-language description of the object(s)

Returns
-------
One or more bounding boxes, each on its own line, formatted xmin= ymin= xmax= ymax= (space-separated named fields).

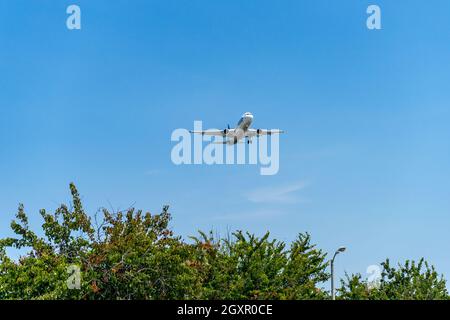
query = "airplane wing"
xmin=190 ymin=129 xmax=235 ymax=136
xmin=246 ymin=129 xmax=285 ymax=137
xmin=212 ymin=139 xmax=244 ymax=145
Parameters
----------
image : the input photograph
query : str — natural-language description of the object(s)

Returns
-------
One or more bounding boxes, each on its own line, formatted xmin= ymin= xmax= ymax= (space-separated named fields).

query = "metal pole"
xmin=331 ymin=258 xmax=335 ymax=300
xmin=331 ymin=252 xmax=336 ymax=300
xmin=330 ymin=247 xmax=346 ymax=300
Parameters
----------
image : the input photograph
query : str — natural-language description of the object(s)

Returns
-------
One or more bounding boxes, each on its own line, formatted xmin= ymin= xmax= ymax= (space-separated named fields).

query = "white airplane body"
xmin=190 ymin=112 xmax=284 ymax=145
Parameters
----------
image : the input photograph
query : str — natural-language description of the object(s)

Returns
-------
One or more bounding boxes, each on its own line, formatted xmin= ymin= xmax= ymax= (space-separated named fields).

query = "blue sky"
xmin=1 ymin=0 xmax=450 ymax=288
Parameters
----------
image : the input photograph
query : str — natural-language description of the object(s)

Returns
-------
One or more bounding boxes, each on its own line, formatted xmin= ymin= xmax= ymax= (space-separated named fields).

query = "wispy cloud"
xmin=245 ymin=181 xmax=308 ymax=204
xmin=211 ymin=209 xmax=284 ymax=221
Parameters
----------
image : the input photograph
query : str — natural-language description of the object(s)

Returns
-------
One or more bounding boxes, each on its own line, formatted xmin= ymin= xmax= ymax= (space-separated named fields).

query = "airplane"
xmin=190 ymin=112 xmax=285 ymax=145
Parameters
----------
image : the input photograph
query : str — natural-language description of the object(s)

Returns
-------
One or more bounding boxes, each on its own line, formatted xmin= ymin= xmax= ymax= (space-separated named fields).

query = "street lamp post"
xmin=331 ymin=246 xmax=346 ymax=300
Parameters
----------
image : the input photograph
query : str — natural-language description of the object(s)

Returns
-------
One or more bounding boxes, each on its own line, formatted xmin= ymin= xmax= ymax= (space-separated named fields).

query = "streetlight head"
xmin=337 ymin=246 xmax=346 ymax=253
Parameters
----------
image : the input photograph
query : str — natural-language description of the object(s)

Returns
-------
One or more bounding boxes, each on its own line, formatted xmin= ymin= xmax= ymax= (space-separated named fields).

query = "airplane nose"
xmin=242 ymin=112 xmax=253 ymax=119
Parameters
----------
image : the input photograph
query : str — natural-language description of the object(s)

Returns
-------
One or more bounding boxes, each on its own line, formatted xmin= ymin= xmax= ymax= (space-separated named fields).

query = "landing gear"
xmin=247 ymin=139 xmax=252 ymax=144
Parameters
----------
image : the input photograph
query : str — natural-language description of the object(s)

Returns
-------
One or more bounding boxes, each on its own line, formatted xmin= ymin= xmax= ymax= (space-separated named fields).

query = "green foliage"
xmin=0 ymin=184 xmax=94 ymax=299
xmin=338 ymin=259 xmax=448 ymax=300
xmin=190 ymin=230 xmax=329 ymax=299
xmin=0 ymin=184 xmax=447 ymax=300
xmin=83 ymin=205 xmax=200 ymax=299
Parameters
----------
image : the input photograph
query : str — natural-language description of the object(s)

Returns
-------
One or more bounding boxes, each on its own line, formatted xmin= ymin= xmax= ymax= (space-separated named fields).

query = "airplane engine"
xmin=223 ymin=129 xmax=229 ymax=135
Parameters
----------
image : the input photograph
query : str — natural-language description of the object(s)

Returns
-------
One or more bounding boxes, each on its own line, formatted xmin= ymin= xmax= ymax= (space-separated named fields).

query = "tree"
xmin=1 ymin=184 xmax=448 ymax=300
xmin=0 ymin=184 xmax=198 ymax=299
xmin=189 ymin=230 xmax=329 ymax=300
xmin=83 ymin=205 xmax=201 ymax=299
xmin=0 ymin=184 xmax=94 ymax=299
xmin=0 ymin=184 xmax=331 ymax=300
xmin=338 ymin=258 xmax=448 ymax=300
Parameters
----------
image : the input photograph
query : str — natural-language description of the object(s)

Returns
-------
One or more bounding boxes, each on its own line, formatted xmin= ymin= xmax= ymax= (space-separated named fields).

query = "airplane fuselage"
xmin=190 ymin=112 xmax=283 ymax=145
xmin=233 ymin=112 xmax=253 ymax=141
